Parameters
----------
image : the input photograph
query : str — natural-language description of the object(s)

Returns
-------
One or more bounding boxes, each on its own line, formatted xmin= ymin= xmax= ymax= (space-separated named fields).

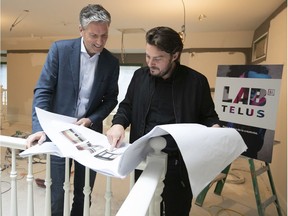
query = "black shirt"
xmin=145 ymin=76 xmax=178 ymax=152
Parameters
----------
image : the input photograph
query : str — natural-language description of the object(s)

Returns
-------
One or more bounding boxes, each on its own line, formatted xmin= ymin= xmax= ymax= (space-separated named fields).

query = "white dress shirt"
xmin=76 ymin=38 xmax=100 ymax=118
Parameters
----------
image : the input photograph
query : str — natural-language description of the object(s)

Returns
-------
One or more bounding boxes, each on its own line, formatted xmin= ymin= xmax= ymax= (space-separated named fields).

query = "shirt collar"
xmin=81 ymin=37 xmax=87 ymax=54
xmin=80 ymin=37 xmax=100 ymax=56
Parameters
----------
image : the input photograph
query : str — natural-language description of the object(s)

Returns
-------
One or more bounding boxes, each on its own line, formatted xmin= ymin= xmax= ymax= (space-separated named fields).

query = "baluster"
xmin=26 ymin=156 xmax=34 ymax=216
xmin=83 ymin=167 xmax=90 ymax=216
xmin=63 ymin=157 xmax=70 ymax=216
xmin=10 ymin=148 xmax=18 ymax=216
xmin=44 ymin=154 xmax=51 ymax=216
xmin=117 ymin=137 xmax=167 ymax=216
xmin=148 ymin=137 xmax=167 ymax=216
xmin=105 ymin=176 xmax=112 ymax=216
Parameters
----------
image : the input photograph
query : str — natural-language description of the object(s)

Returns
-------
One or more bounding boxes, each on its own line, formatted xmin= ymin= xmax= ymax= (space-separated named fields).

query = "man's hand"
xmin=75 ymin=118 xmax=92 ymax=127
xmin=106 ymin=124 xmax=125 ymax=151
xmin=26 ymin=131 xmax=46 ymax=148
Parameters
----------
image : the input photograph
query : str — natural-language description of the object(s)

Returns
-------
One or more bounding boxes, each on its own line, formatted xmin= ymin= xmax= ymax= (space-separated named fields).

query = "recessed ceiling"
xmin=1 ymin=0 xmax=286 ymax=40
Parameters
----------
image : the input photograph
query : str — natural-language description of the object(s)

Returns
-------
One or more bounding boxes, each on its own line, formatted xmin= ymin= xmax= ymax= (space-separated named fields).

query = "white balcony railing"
xmin=0 ymin=135 xmax=167 ymax=216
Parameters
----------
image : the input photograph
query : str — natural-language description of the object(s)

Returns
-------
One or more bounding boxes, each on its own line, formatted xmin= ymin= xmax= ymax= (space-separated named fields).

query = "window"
xmin=0 ymin=63 xmax=7 ymax=89
xmin=114 ymin=64 xmax=141 ymax=111
xmin=252 ymin=32 xmax=268 ymax=62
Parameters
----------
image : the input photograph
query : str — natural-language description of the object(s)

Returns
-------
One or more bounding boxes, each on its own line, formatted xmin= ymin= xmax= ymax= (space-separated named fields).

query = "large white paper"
xmin=20 ymin=108 xmax=247 ymax=197
xmin=157 ymin=124 xmax=247 ymax=197
xmin=21 ymin=108 xmax=153 ymax=178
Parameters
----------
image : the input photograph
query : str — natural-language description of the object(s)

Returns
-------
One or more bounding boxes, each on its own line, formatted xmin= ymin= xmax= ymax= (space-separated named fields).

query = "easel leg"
xmin=195 ymin=164 xmax=231 ymax=206
xmin=214 ymin=164 xmax=231 ymax=195
xmin=249 ymin=158 xmax=283 ymax=216
xmin=195 ymin=184 xmax=210 ymax=207
xmin=265 ymin=162 xmax=283 ymax=216
xmin=248 ymin=158 xmax=265 ymax=215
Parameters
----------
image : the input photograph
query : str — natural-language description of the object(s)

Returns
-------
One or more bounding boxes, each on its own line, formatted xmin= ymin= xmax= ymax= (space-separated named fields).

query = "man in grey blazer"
xmin=26 ymin=4 xmax=119 ymax=216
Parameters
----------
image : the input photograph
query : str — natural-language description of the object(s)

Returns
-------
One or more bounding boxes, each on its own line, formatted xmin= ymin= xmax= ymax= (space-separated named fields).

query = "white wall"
xmin=181 ymin=52 xmax=246 ymax=87
xmin=1 ymin=31 xmax=254 ymax=52
xmin=261 ymin=8 xmax=287 ymax=212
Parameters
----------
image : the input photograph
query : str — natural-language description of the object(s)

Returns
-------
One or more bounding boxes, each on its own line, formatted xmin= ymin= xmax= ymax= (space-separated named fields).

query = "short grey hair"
xmin=79 ymin=4 xmax=111 ymax=29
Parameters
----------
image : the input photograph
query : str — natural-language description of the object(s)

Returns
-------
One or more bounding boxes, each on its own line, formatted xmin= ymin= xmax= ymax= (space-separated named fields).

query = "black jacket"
xmin=112 ymin=63 xmax=220 ymax=143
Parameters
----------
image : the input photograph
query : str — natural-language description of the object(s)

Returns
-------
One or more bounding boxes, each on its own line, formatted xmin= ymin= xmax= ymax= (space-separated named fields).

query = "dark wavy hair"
xmin=146 ymin=26 xmax=183 ymax=61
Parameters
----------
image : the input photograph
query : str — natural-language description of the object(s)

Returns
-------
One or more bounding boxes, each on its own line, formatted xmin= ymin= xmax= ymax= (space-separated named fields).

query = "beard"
xmin=149 ymin=61 xmax=175 ymax=79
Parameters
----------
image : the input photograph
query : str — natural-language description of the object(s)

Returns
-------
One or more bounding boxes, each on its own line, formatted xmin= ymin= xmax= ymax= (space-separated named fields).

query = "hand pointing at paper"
xmin=106 ymin=124 xmax=126 ymax=151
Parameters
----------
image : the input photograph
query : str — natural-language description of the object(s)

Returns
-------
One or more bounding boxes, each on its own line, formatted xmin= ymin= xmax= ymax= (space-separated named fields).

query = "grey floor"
xmin=1 ymin=122 xmax=284 ymax=216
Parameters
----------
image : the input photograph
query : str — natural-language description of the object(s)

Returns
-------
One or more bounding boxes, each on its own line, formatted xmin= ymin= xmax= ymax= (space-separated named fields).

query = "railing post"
xmin=10 ymin=148 xmax=18 ymax=216
xmin=0 ymin=136 xmax=26 ymax=215
xmin=147 ymin=137 xmax=167 ymax=216
xmin=26 ymin=156 xmax=34 ymax=216
xmin=105 ymin=176 xmax=112 ymax=216
xmin=44 ymin=154 xmax=52 ymax=216
xmin=83 ymin=167 xmax=91 ymax=216
xmin=117 ymin=137 xmax=167 ymax=216
xmin=63 ymin=157 xmax=70 ymax=216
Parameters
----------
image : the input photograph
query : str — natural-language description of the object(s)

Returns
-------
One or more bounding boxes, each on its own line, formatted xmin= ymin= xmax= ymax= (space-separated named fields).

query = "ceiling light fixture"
xmin=198 ymin=14 xmax=207 ymax=21
xmin=178 ymin=0 xmax=186 ymax=42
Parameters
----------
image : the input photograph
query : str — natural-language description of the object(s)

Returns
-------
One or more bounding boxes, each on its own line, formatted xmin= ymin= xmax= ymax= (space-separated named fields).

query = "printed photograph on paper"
xmin=60 ymin=128 xmax=121 ymax=160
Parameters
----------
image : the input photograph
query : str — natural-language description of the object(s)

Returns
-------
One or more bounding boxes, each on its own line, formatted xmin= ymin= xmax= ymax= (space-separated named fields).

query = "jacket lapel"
xmin=88 ymin=51 xmax=105 ymax=107
xmin=70 ymin=38 xmax=81 ymax=95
